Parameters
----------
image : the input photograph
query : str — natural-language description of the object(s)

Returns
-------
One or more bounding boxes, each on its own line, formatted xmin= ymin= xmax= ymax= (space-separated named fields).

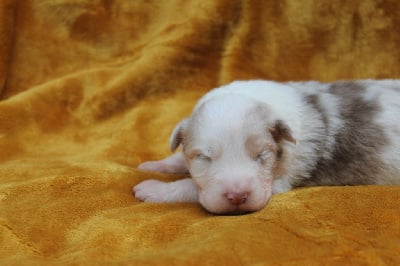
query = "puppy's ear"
xmin=269 ymin=120 xmax=296 ymax=144
xmin=169 ymin=118 xmax=190 ymax=152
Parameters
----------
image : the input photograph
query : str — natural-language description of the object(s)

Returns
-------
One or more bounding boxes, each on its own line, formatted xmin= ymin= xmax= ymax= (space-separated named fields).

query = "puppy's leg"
xmin=133 ymin=178 xmax=198 ymax=202
xmin=138 ymin=152 xmax=188 ymax=174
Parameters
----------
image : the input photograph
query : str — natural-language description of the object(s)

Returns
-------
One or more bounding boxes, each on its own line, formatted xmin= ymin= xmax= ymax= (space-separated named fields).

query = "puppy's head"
xmin=170 ymin=94 xmax=295 ymax=214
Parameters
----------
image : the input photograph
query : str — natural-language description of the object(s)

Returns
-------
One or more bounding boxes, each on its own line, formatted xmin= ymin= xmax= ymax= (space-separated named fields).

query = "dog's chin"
xmin=202 ymin=204 xmax=264 ymax=215
xmin=199 ymin=187 xmax=272 ymax=215
xmin=217 ymin=209 xmax=253 ymax=216
xmin=200 ymin=197 xmax=269 ymax=215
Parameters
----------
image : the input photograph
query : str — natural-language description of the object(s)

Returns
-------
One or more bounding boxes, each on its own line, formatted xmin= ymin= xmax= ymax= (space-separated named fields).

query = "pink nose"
xmin=226 ymin=192 xmax=248 ymax=205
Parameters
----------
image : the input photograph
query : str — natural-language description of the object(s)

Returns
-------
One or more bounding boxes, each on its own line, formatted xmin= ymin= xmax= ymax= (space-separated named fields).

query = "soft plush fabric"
xmin=1 ymin=1 xmax=399 ymax=265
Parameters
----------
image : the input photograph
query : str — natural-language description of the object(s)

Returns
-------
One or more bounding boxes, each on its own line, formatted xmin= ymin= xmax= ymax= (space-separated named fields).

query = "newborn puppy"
xmin=133 ymin=80 xmax=400 ymax=214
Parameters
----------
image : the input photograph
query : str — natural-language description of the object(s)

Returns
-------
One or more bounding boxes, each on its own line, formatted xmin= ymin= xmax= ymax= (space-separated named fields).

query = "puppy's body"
xmin=134 ymin=80 xmax=400 ymax=214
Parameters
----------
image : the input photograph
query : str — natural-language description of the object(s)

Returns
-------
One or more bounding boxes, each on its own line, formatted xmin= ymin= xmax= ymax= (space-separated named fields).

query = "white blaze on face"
xmin=183 ymin=95 xmax=278 ymax=214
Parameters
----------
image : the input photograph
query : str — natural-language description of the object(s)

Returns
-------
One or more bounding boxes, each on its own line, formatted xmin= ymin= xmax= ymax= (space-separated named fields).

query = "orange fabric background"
xmin=1 ymin=1 xmax=399 ymax=265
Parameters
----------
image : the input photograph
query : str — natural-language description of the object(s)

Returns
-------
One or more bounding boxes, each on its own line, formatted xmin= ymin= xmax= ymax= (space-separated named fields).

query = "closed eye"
xmin=195 ymin=153 xmax=212 ymax=162
xmin=189 ymin=148 xmax=213 ymax=162
xmin=256 ymin=149 xmax=272 ymax=162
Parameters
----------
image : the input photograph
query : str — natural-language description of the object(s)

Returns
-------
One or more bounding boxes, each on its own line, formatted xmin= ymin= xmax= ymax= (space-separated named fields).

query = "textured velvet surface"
xmin=1 ymin=1 xmax=399 ymax=265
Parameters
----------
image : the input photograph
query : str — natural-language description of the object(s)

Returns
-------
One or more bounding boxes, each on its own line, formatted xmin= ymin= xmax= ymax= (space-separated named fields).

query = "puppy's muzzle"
xmin=225 ymin=192 xmax=249 ymax=205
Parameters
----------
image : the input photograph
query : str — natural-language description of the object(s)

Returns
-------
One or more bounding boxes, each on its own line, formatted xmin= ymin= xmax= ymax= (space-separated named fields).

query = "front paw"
xmin=133 ymin=180 xmax=170 ymax=202
xmin=138 ymin=161 xmax=176 ymax=174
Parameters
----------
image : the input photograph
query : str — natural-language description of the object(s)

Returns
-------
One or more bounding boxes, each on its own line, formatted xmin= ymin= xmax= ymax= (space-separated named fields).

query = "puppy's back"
xmin=291 ymin=80 xmax=400 ymax=187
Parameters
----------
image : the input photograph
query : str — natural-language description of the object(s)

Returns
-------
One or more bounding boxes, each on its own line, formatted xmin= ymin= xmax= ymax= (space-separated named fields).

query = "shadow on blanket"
xmin=1 ymin=0 xmax=399 ymax=265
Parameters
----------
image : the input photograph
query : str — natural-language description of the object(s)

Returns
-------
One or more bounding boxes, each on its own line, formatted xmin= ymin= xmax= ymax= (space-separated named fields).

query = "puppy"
xmin=133 ymin=80 xmax=400 ymax=214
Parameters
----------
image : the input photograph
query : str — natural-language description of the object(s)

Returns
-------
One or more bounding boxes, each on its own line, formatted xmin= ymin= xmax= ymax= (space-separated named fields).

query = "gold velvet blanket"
xmin=1 ymin=1 xmax=399 ymax=265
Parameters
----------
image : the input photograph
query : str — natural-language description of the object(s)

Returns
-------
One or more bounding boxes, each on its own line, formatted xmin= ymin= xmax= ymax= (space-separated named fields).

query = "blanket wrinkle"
xmin=1 ymin=0 xmax=400 ymax=265
xmin=0 ymin=0 xmax=17 ymax=95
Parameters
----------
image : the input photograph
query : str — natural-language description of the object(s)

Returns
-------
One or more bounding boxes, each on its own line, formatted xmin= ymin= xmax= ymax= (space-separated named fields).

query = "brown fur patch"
xmin=295 ymin=82 xmax=389 ymax=187
xmin=269 ymin=120 xmax=296 ymax=144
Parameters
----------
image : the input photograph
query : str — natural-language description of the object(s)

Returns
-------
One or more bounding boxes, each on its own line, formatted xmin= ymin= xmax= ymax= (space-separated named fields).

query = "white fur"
xmin=134 ymin=80 xmax=400 ymax=214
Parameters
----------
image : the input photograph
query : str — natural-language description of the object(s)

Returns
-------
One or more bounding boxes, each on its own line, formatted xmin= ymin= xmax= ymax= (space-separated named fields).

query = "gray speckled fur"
xmin=287 ymin=80 xmax=399 ymax=188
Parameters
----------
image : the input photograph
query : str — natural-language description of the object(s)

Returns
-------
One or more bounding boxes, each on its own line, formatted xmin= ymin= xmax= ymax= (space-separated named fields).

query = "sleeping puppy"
xmin=133 ymin=80 xmax=400 ymax=214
